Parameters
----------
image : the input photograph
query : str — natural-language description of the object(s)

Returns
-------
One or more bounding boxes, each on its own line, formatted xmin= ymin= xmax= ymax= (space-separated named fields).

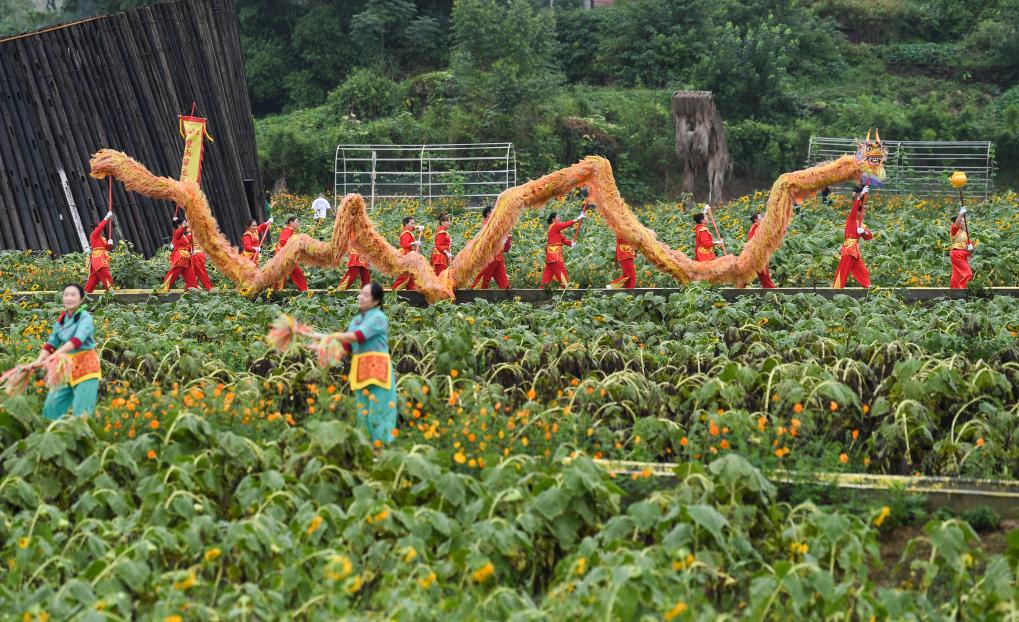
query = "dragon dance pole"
xmin=706 ymin=206 xmax=727 ymax=255
xmin=106 ymin=177 xmax=113 ymax=238
xmin=950 ymin=171 xmax=971 ymax=247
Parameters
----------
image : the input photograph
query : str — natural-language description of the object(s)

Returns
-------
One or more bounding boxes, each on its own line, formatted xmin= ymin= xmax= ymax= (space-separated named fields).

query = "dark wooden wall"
xmin=0 ymin=0 xmax=263 ymax=257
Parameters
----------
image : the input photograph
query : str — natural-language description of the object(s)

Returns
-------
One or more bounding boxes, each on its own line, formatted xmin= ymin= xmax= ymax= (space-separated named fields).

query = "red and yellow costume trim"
xmin=162 ymin=225 xmax=198 ymax=290
xmin=392 ymin=226 xmax=417 ymax=291
xmin=338 ymin=251 xmax=371 ymax=290
xmin=833 ymin=194 xmax=873 ymax=288
xmin=607 ymin=237 xmax=637 ymax=289
xmin=694 ymin=224 xmax=716 ymax=262
xmin=68 ymin=349 xmax=102 ymax=386
xmin=949 ymin=224 xmax=972 ymax=289
xmin=85 ymin=220 xmax=114 ymax=293
xmin=432 ymin=225 xmax=451 ymax=274
xmin=540 ymin=219 xmax=577 ymax=286
xmin=349 ymin=352 xmax=392 ymax=391
xmin=241 ymin=222 xmax=269 ymax=264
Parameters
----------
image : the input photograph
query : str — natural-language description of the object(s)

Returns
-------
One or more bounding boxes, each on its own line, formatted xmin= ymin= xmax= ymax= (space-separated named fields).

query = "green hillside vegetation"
xmin=4 ymin=0 xmax=1018 ymax=198
xmin=245 ymin=0 xmax=1019 ymax=198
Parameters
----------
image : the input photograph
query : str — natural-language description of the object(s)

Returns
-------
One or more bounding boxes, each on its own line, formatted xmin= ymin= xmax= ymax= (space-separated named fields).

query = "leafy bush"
xmin=327 ymin=67 xmax=405 ymax=120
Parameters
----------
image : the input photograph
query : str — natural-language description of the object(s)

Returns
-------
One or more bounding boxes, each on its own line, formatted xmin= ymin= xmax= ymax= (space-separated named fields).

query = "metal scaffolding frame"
xmin=334 ymin=143 xmax=518 ymax=210
xmin=806 ymin=137 xmax=994 ymax=199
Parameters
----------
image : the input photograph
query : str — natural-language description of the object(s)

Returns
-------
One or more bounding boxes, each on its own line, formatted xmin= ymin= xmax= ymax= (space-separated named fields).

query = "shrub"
xmin=327 ymin=67 xmax=404 ymax=120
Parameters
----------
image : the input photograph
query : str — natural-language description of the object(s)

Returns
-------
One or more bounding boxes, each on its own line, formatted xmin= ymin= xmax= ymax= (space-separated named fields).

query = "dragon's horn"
xmin=875 ymin=128 xmax=881 ymax=143
xmin=866 ymin=129 xmax=871 ymax=143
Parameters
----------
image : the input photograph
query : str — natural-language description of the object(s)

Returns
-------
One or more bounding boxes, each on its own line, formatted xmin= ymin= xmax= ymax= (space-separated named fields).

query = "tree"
xmin=350 ymin=0 xmax=447 ymax=69
xmin=451 ymin=0 xmax=561 ymax=113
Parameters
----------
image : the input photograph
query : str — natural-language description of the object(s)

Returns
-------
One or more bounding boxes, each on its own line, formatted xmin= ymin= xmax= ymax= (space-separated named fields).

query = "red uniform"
xmin=84 ymin=220 xmax=114 ymax=293
xmin=273 ymin=225 xmax=307 ymax=292
xmin=694 ymin=224 xmax=716 ymax=262
xmin=338 ymin=252 xmax=371 ymax=290
xmin=540 ymin=220 xmax=577 ymax=287
xmin=391 ymin=227 xmax=417 ymax=291
xmin=949 ymin=224 xmax=973 ymax=289
xmin=833 ymin=194 xmax=873 ymax=288
xmin=476 ymin=234 xmax=512 ymax=289
xmin=192 ymin=249 xmax=214 ymax=290
xmin=241 ymin=222 xmax=269 ymax=264
xmin=162 ymin=226 xmax=198 ymax=290
xmin=607 ymin=237 xmax=637 ymax=289
xmin=431 ymin=225 xmax=451 ymax=276
xmin=470 ymin=215 xmax=512 ymax=290
xmin=747 ymin=222 xmax=775 ymax=288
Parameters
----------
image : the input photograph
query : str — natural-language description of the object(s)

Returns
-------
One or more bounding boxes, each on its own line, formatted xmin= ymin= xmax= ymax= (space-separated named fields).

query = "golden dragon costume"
xmin=88 ymin=131 xmax=887 ymax=304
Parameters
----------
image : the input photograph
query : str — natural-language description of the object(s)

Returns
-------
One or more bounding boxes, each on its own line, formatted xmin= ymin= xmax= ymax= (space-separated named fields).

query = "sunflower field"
xmin=2 ymin=190 xmax=1018 ymax=293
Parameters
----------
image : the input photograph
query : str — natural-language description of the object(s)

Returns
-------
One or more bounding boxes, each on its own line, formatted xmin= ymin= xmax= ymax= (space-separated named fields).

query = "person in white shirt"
xmin=312 ymin=194 xmax=330 ymax=220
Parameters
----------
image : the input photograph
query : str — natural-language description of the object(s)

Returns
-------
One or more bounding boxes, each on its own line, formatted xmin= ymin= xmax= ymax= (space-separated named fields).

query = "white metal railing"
xmin=335 ymin=143 xmax=518 ymax=209
xmin=806 ymin=137 xmax=994 ymax=199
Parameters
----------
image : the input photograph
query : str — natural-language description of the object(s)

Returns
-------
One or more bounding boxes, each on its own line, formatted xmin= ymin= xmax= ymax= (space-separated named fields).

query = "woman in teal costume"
xmin=30 ymin=283 xmax=102 ymax=420
xmin=336 ymin=283 xmax=398 ymax=445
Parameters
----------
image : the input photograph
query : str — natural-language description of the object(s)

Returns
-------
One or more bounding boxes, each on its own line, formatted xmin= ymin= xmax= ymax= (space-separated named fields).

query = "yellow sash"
xmin=350 ymin=352 xmax=392 ymax=391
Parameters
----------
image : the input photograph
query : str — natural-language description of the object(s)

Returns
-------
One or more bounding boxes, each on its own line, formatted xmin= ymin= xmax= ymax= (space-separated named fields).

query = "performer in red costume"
xmin=540 ymin=210 xmax=583 ymax=287
xmin=241 ymin=218 xmax=272 ymax=264
xmin=471 ymin=206 xmax=512 ymax=289
xmin=273 ymin=216 xmax=308 ymax=292
xmin=84 ymin=212 xmax=115 ymax=293
xmin=833 ymin=185 xmax=874 ymax=288
xmin=192 ymin=244 xmax=214 ymax=291
xmin=747 ymin=213 xmax=775 ymax=288
xmin=949 ymin=205 xmax=974 ymax=289
xmin=606 ymin=236 xmax=637 ymax=289
xmin=162 ymin=220 xmax=198 ymax=290
xmin=338 ymin=251 xmax=371 ymax=290
xmin=392 ymin=216 xmax=422 ymax=291
xmin=431 ymin=213 xmax=452 ymax=276
xmin=693 ymin=213 xmax=720 ymax=262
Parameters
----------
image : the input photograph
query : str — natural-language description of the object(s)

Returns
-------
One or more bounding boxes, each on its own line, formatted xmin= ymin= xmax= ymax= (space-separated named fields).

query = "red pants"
xmin=277 ymin=266 xmax=308 ymax=292
xmin=541 ymin=261 xmax=569 ymax=287
xmin=950 ymin=250 xmax=973 ymax=289
xmin=163 ymin=265 xmax=197 ymax=290
xmin=433 ymin=263 xmax=447 ymax=276
xmin=471 ymin=262 xmax=494 ymax=288
xmin=757 ymin=266 xmax=775 ymax=289
xmin=392 ymin=273 xmax=416 ymax=291
xmin=85 ymin=267 xmax=113 ymax=293
xmin=472 ymin=260 xmax=510 ymax=289
xmin=193 ymin=257 xmax=213 ymax=290
xmin=607 ymin=258 xmax=636 ymax=289
xmin=338 ymin=266 xmax=370 ymax=290
xmin=833 ymin=254 xmax=870 ymax=288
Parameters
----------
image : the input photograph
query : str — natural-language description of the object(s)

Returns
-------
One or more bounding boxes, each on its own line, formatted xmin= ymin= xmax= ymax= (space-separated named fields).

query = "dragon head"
xmin=855 ymin=129 xmax=888 ymax=182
